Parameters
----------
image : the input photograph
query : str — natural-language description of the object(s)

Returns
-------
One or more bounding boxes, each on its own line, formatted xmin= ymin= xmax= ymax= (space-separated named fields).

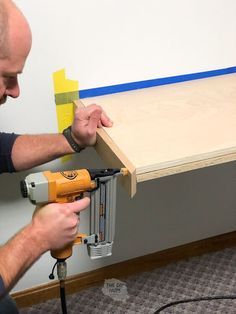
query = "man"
xmin=0 ymin=1 xmax=113 ymax=313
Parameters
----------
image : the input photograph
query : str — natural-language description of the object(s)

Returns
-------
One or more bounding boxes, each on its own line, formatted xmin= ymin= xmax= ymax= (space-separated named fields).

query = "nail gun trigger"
xmin=75 ymin=193 xmax=84 ymax=201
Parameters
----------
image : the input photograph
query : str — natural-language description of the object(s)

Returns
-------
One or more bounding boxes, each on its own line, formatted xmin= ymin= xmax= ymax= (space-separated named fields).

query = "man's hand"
xmin=11 ymin=104 xmax=113 ymax=171
xmin=32 ymin=197 xmax=90 ymax=252
xmin=0 ymin=198 xmax=90 ymax=292
xmin=71 ymin=104 xmax=113 ymax=147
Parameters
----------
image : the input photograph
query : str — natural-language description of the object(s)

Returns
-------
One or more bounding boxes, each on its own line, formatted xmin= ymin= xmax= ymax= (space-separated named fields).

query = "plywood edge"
xmin=74 ymin=99 xmax=137 ymax=197
xmin=137 ymin=151 xmax=236 ymax=182
xmin=13 ymin=230 xmax=236 ymax=309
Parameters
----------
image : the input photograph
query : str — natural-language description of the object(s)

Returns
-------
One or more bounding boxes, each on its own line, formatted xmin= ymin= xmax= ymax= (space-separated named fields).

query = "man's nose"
xmin=5 ymin=79 xmax=20 ymax=98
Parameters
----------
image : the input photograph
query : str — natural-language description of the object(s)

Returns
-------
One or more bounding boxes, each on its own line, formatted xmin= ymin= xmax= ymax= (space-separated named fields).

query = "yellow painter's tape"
xmin=53 ymin=69 xmax=79 ymax=162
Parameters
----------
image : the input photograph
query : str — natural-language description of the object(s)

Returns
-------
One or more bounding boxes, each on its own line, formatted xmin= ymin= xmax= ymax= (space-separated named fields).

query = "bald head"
xmin=0 ymin=0 xmax=32 ymax=103
xmin=0 ymin=0 xmax=32 ymax=60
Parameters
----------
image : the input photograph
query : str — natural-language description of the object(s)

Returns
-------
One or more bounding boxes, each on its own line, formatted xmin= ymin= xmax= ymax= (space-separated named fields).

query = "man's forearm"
xmin=11 ymin=134 xmax=74 ymax=171
xmin=0 ymin=223 xmax=46 ymax=295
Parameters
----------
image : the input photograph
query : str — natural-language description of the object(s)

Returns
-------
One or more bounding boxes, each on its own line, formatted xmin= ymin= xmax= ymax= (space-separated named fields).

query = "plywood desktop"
xmin=75 ymin=73 xmax=236 ymax=197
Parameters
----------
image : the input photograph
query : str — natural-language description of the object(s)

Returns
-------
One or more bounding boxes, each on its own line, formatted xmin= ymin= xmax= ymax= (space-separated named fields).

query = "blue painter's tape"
xmin=79 ymin=66 xmax=236 ymax=99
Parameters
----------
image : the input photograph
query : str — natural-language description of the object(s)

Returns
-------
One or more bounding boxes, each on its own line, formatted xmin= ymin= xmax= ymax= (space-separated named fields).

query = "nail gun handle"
xmin=50 ymin=233 xmax=87 ymax=260
xmin=33 ymin=205 xmax=86 ymax=260
xmin=51 ymin=245 xmax=73 ymax=260
xmin=33 ymin=205 xmax=73 ymax=260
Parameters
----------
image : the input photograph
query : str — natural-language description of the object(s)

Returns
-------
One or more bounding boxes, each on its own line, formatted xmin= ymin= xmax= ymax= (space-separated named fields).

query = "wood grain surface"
xmin=80 ymin=74 xmax=236 ymax=195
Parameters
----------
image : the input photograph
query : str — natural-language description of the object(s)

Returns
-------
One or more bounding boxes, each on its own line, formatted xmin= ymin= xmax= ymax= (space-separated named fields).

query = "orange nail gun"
xmin=21 ymin=168 xmax=128 ymax=314
xmin=20 ymin=168 xmax=127 ymax=261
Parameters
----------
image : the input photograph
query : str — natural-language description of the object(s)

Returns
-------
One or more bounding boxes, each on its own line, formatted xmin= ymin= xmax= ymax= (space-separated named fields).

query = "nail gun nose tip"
xmin=121 ymin=168 xmax=129 ymax=176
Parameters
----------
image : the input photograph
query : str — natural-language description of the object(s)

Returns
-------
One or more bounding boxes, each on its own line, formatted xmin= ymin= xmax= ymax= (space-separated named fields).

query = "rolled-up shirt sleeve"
xmin=0 ymin=132 xmax=19 ymax=173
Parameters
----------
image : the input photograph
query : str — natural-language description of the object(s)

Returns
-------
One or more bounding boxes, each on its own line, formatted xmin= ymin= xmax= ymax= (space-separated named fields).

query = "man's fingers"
xmin=101 ymin=111 xmax=113 ymax=127
xmin=76 ymin=104 xmax=113 ymax=127
xmin=87 ymin=108 xmax=102 ymax=133
xmin=87 ymin=107 xmax=113 ymax=129
xmin=77 ymin=105 xmax=102 ymax=120
xmin=72 ymin=104 xmax=113 ymax=147
xmin=66 ymin=197 xmax=90 ymax=214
